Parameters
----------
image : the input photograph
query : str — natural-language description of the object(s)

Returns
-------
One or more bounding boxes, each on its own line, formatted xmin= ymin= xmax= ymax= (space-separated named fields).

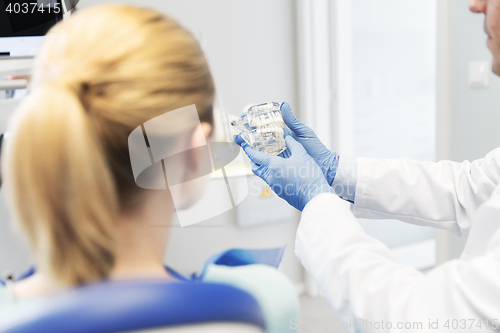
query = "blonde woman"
xmin=0 ymin=4 xmax=298 ymax=331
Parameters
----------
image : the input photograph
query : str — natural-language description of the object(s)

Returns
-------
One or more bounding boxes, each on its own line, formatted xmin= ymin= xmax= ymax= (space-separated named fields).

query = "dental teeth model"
xmin=231 ymin=102 xmax=287 ymax=156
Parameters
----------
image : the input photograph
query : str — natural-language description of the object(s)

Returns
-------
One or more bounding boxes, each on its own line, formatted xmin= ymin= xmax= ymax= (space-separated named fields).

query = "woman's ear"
xmin=191 ymin=122 xmax=212 ymax=148
xmin=187 ymin=122 xmax=212 ymax=172
xmin=200 ymin=122 xmax=212 ymax=140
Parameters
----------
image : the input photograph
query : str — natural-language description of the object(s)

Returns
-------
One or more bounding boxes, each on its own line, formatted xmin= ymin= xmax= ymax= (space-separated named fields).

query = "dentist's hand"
xmin=280 ymin=102 xmax=339 ymax=185
xmin=237 ymin=136 xmax=334 ymax=211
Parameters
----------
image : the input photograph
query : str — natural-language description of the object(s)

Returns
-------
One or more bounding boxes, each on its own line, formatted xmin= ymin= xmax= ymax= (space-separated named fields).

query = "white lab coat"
xmin=295 ymin=149 xmax=500 ymax=332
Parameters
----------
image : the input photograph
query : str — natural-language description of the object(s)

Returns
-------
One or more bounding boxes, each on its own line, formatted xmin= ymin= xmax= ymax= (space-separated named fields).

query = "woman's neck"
xmin=111 ymin=191 xmax=174 ymax=279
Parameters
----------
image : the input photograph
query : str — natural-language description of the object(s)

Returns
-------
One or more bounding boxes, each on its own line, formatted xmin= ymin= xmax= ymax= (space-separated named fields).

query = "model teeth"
xmin=231 ymin=102 xmax=288 ymax=156
xmin=256 ymin=125 xmax=284 ymax=139
xmin=248 ymin=110 xmax=284 ymax=128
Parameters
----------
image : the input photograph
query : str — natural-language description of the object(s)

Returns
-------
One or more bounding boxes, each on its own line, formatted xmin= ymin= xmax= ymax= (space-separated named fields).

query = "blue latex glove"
xmin=236 ymin=135 xmax=334 ymax=211
xmin=280 ymin=102 xmax=339 ymax=185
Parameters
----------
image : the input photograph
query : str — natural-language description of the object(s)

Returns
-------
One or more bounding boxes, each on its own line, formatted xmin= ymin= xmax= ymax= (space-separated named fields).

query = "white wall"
xmin=451 ymin=0 xmax=500 ymax=162
xmin=79 ymin=0 xmax=298 ymax=120
xmin=0 ymin=1 xmax=304 ymax=283
xmin=448 ymin=0 xmax=500 ymax=258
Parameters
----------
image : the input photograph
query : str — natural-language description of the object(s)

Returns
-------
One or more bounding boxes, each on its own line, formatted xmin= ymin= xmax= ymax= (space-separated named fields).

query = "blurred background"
xmin=1 ymin=0 xmax=499 ymax=332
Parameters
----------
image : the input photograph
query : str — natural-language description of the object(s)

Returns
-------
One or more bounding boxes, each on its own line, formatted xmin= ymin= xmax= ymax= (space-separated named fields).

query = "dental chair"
xmin=0 ymin=248 xmax=297 ymax=333
xmin=0 ymin=280 xmax=266 ymax=333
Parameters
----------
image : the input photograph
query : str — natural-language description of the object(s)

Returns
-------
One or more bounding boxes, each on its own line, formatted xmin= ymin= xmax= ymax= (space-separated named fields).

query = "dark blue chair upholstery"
xmin=0 ymin=280 xmax=266 ymax=333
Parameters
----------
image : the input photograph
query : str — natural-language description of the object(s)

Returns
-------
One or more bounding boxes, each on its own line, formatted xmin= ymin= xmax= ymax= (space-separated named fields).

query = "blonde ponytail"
xmin=4 ymin=83 xmax=118 ymax=285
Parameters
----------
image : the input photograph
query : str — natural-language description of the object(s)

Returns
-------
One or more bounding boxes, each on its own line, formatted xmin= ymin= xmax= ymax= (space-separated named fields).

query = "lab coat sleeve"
xmin=295 ymin=193 xmax=500 ymax=333
xmin=352 ymin=148 xmax=500 ymax=237
xmin=331 ymin=155 xmax=357 ymax=203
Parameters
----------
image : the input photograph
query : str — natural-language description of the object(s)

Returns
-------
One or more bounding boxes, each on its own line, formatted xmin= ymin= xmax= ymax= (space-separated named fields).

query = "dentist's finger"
xmin=233 ymin=134 xmax=246 ymax=146
xmin=240 ymin=142 xmax=273 ymax=166
xmin=281 ymin=101 xmax=314 ymax=137
xmin=285 ymin=136 xmax=308 ymax=156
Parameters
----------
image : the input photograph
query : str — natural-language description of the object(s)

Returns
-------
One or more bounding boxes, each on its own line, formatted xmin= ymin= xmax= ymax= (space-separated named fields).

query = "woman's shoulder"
xmin=203 ymin=264 xmax=299 ymax=333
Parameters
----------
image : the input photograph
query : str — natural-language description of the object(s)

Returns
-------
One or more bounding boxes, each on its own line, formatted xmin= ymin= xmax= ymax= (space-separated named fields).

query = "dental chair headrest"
xmin=0 ymin=280 xmax=266 ymax=333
